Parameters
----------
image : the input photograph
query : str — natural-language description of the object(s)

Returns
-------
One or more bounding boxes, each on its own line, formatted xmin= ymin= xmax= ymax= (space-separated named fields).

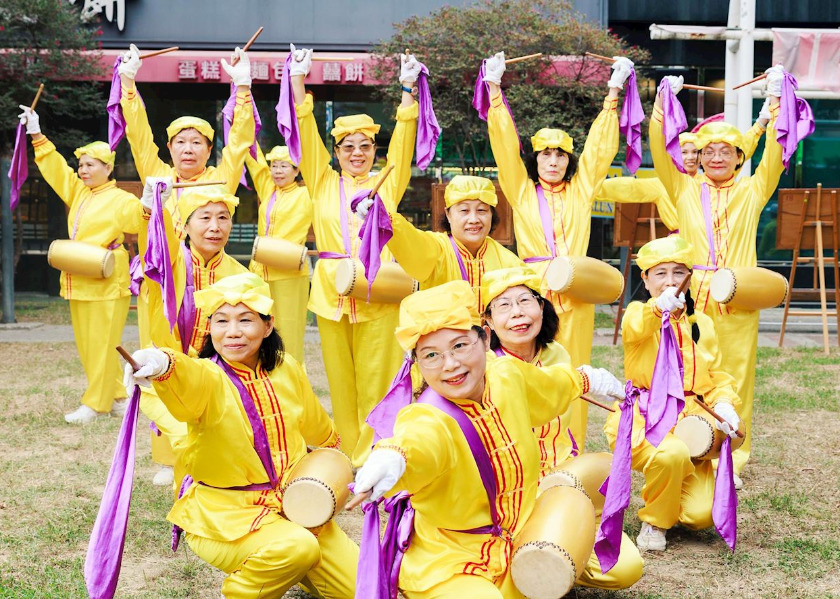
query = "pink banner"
xmin=772 ymin=29 xmax=840 ymax=93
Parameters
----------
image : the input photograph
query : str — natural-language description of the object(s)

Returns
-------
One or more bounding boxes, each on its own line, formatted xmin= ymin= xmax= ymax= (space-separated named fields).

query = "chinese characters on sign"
xmin=176 ymin=58 xmax=366 ymax=84
xmin=69 ymin=0 xmax=126 ymax=31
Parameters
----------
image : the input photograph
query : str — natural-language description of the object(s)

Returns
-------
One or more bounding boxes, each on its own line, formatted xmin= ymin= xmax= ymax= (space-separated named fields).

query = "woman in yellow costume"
xmin=604 ymin=236 xmax=741 ymax=552
xmin=244 ymin=144 xmax=312 ymax=363
xmin=352 ymin=280 xmax=624 ymax=598
xmin=289 ymin=45 xmax=420 ymax=465
xmin=124 ymin=272 xmax=358 ymax=599
xmin=649 ymin=69 xmax=786 ymax=484
xmin=482 ymin=51 xmax=634 ymax=449
xmin=481 ymin=266 xmax=643 ymax=590
xmin=17 ymin=106 xmax=142 ymax=424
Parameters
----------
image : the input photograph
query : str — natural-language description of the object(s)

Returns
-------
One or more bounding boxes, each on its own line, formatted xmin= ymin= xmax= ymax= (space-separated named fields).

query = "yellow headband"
xmin=178 ymin=185 xmax=239 ymax=224
xmin=531 ymin=128 xmax=574 ymax=154
xmin=479 ymin=266 xmax=542 ymax=313
xmin=330 ymin=114 xmax=380 ymax=143
xmin=74 ymin=142 xmax=115 ymax=167
xmin=166 ymin=116 xmax=215 ymax=143
xmin=679 ymin=133 xmax=698 ymax=147
xmin=444 ymin=175 xmax=498 ymax=208
xmin=395 ymin=280 xmax=480 ymax=352
xmin=695 ymin=122 xmax=743 ymax=152
xmin=265 ymin=146 xmax=298 ymax=167
xmin=193 ymin=272 xmax=274 ymax=316
xmin=635 ymin=236 xmax=694 ymax=271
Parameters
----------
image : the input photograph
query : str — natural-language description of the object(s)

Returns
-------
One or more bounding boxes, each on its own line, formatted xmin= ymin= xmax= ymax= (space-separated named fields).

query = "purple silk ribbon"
xmin=713 ymin=436 xmax=738 ymax=551
xmin=414 ymin=62 xmax=441 ymax=170
xmin=276 ymin=53 xmax=302 ymax=165
xmin=350 ymin=190 xmax=392 ymax=299
xmin=638 ymin=310 xmax=685 ymax=447
xmin=448 ymin=235 xmax=470 ymax=281
xmin=620 ymin=69 xmax=644 ymax=174
xmin=176 ymin=244 xmax=196 ymax=354
xmin=472 ymin=60 xmax=522 ymax=151
xmin=84 ymin=384 xmax=141 ymax=599
xmin=8 ymin=123 xmax=28 ymax=212
xmin=222 ymin=82 xmax=262 ymax=189
xmin=594 ymin=381 xmax=636 ymax=573
xmin=776 ymin=72 xmax=815 ymax=171
xmin=696 ymin=182 xmax=718 ymax=272
xmin=318 ymin=179 xmax=354 ymax=260
xmin=658 ymin=79 xmax=688 ymax=174
xmin=522 ymin=185 xmax=557 ymax=263
xmin=355 ymin=491 xmax=415 ymax=599
xmin=143 ymin=182 xmax=177 ymax=331
xmin=128 ymin=254 xmax=142 ymax=296
xmin=367 ymin=355 xmax=415 ymax=443
xmin=107 ymin=56 xmax=126 ymax=151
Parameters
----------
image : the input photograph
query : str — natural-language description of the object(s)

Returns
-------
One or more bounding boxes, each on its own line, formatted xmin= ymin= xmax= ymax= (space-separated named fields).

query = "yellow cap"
xmin=444 ymin=175 xmax=498 ymax=208
xmin=193 ymin=272 xmax=274 ymax=316
xmin=695 ymin=122 xmax=743 ymax=152
xmin=74 ymin=142 xmax=115 ymax=167
xmin=679 ymin=132 xmax=698 ymax=147
xmin=479 ymin=266 xmax=542 ymax=313
xmin=178 ymin=185 xmax=239 ymax=224
xmin=166 ymin=116 xmax=215 ymax=143
xmin=330 ymin=114 xmax=380 ymax=143
xmin=530 ymin=128 xmax=574 ymax=154
xmin=394 ymin=280 xmax=480 ymax=352
xmin=265 ymin=146 xmax=297 ymax=167
xmin=635 ymin=236 xmax=694 ymax=271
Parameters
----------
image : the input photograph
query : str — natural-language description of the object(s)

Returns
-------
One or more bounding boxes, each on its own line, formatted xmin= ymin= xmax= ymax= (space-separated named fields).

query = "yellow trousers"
xmin=704 ymin=307 xmax=758 ymax=476
xmin=316 ymin=312 xmax=403 ymax=467
xmin=186 ymin=518 xmax=358 ymax=599
xmin=70 ymin=297 xmax=130 ymax=413
xmin=554 ymin=302 xmax=595 ymax=450
xmin=405 ymin=571 xmax=523 ymax=599
xmin=268 ymin=277 xmax=309 ymax=364
xmin=578 ymin=531 xmax=644 ymax=590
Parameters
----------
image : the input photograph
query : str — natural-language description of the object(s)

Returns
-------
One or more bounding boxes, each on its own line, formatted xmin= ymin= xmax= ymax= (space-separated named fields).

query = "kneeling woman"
xmin=126 ymin=273 xmax=357 ymax=599
xmin=606 ymin=236 xmax=741 ymax=552
xmin=481 ymin=266 xmax=643 ymax=590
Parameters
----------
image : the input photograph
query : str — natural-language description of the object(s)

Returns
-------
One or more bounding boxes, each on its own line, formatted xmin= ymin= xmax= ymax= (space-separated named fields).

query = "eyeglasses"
xmin=490 ymin=293 xmax=540 ymax=314
xmin=416 ymin=338 xmax=481 ymax=369
xmin=701 ymin=149 xmax=735 ymax=160
xmin=336 ymin=142 xmax=375 ymax=154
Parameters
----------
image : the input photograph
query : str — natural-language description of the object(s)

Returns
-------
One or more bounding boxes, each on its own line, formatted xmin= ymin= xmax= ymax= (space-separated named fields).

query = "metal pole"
xmin=1 ymin=158 xmax=16 ymax=324
xmin=737 ymin=0 xmax=756 ymax=176
xmin=724 ymin=0 xmax=741 ymax=125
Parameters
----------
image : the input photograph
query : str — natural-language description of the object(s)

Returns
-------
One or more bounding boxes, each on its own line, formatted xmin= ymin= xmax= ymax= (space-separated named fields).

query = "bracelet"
xmin=401 ymin=85 xmax=414 ymax=94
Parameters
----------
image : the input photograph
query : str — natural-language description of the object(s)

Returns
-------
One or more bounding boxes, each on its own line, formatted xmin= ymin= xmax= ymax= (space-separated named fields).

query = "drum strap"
xmin=448 ymin=235 xmax=470 ymax=282
xmin=176 ymin=244 xmax=196 ymax=355
xmin=695 ymin=182 xmax=717 ymax=271
xmin=529 ymin=184 xmax=557 ymax=262
xmin=318 ymin=179 xmax=355 ymax=259
xmin=263 ymin=191 xmax=277 ymax=236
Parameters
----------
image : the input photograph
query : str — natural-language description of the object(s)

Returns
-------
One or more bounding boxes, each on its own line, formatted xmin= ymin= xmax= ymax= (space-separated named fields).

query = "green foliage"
xmin=0 ymin=0 xmax=105 ymax=154
xmin=369 ymin=0 xmax=650 ymax=173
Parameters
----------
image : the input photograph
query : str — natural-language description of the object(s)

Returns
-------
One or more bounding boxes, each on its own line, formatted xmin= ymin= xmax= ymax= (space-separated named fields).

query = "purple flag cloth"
xmin=471 ymin=60 xmax=522 ymax=151
xmin=8 ymin=122 xmax=28 ymax=212
xmin=776 ymin=72 xmax=815 ymax=171
xmin=713 ymin=436 xmax=738 ymax=551
xmin=658 ymin=79 xmax=688 ymax=174
xmin=366 ymin=355 xmax=414 ymax=443
xmin=128 ymin=254 xmax=143 ymax=296
xmin=84 ymin=384 xmax=141 ymax=599
xmin=594 ymin=381 xmax=636 ymax=573
xmin=355 ymin=491 xmax=415 ymax=599
xmin=176 ymin=244 xmax=196 ymax=354
xmin=222 ymin=82 xmax=262 ymax=188
xmin=350 ymin=190 xmax=392 ymax=299
xmin=143 ymin=182 xmax=178 ymax=331
xmin=638 ymin=310 xmax=685 ymax=447
xmin=276 ymin=53 xmax=302 ymax=165
xmin=107 ymin=56 xmax=126 ymax=151
xmin=414 ymin=62 xmax=441 ymax=170
xmin=620 ymin=70 xmax=644 ymax=174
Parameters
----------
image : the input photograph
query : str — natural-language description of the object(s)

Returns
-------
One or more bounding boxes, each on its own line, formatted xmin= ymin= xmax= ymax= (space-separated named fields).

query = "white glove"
xmin=122 ymin=348 xmax=170 ymax=395
xmin=354 ymin=197 xmax=374 ymax=220
xmin=353 ymin=448 xmax=406 ymax=502
xmin=140 ymin=176 xmax=173 ymax=211
xmin=482 ymin=51 xmax=506 ymax=85
xmin=289 ymin=43 xmax=312 ymax=77
xmin=714 ymin=402 xmax=741 ymax=439
xmin=764 ymin=64 xmax=785 ymax=97
xmin=578 ymin=365 xmax=625 ymax=402
xmin=117 ymin=43 xmax=142 ymax=79
xmin=221 ymin=47 xmax=251 ymax=87
xmin=662 ymin=75 xmax=684 ymax=95
xmin=400 ymin=53 xmax=423 ymax=85
xmin=655 ymin=286 xmax=686 ymax=313
xmin=17 ymin=106 xmax=41 ymax=135
xmin=607 ymin=56 xmax=635 ymax=89
xmin=757 ymin=97 xmax=771 ymax=126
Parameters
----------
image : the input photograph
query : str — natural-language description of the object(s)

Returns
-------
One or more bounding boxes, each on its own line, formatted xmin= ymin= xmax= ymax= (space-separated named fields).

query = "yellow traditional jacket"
xmin=120 ymin=86 xmax=255 ymax=239
xmin=33 ymin=136 xmax=142 ymax=301
xmin=375 ymin=357 xmax=583 ymax=592
xmin=153 ymin=350 xmax=339 ymax=542
xmin=650 ymin=104 xmax=784 ymax=314
xmin=487 ymin=92 xmax=618 ymax=312
xmin=295 ymin=94 xmax=418 ymax=323
xmin=245 ymin=146 xmax=312 ymax=282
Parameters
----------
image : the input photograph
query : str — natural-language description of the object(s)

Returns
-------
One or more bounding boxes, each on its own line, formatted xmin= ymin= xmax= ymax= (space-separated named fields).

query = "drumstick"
xmin=505 ymin=52 xmax=543 ymax=65
xmin=691 ymin=396 xmax=746 ymax=438
xmin=172 ymin=180 xmax=226 ymax=189
xmin=368 ymin=165 xmax=395 ymax=199
xmin=581 ymin=395 xmax=616 ymax=412
xmin=676 ymin=272 xmax=692 ymax=296
xmin=139 ymin=46 xmax=179 ymax=60
xmin=345 ymin=489 xmax=371 ymax=511
xmin=584 ymin=52 xmax=615 ymax=64
xmin=682 ymin=84 xmax=724 ymax=93
xmin=116 ymin=345 xmax=140 ymax=372
xmin=231 ymin=26 xmax=264 ymax=65
xmin=732 ymin=73 xmax=767 ymax=90
xmin=29 ymin=83 xmax=45 ymax=111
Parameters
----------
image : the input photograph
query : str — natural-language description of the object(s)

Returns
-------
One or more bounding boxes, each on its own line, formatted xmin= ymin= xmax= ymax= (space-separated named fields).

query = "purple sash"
xmin=8 ymin=123 xmax=28 ymax=212
xmin=523 ymin=185 xmax=557 ymax=263
xmin=319 ymin=179 xmax=353 ymax=260
xmin=448 ymin=235 xmax=470 ymax=282
xmin=176 ymin=244 xmax=196 ymax=354
xmin=263 ymin=191 xmax=277 ymax=236
xmin=693 ymin=182 xmax=717 ymax=272
xmin=144 ymin=182 xmax=178 ymax=331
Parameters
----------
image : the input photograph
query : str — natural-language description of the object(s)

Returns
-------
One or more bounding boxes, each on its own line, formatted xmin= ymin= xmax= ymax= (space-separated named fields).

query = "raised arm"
xmin=571 ymin=92 xmax=620 ymax=201
xmin=749 ymin=98 xmax=784 ymax=214
xmin=486 ymin=85 xmax=532 ymax=209
xmin=245 ymin=143 xmax=276 ymax=202
xmin=387 ymin=212 xmax=446 ymax=283
xmin=31 ymin=136 xmax=88 ymax=207
xmin=377 ymin=101 xmax=418 ymax=211
xmin=650 ymin=89 xmax=691 ymax=204
xmin=150 ymin=348 xmax=217 ymax=422
xmin=598 ymin=176 xmax=679 ymax=232
xmin=497 ymin=358 xmax=583 ymax=428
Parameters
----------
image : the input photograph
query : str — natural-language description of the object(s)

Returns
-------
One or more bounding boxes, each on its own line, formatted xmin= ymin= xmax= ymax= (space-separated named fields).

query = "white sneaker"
xmin=733 ymin=474 xmax=744 ymax=490
xmin=64 ymin=405 xmax=105 ymax=424
xmin=636 ymin=522 xmax=667 ymax=552
xmin=110 ymin=399 xmax=128 ymax=418
xmin=152 ymin=466 xmax=175 ymax=487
